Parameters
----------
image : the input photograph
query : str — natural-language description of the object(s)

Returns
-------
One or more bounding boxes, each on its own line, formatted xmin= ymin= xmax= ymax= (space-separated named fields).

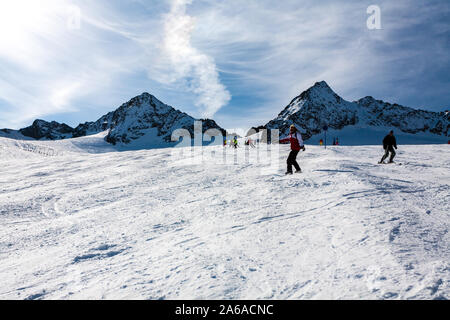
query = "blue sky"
xmin=0 ymin=0 xmax=448 ymax=133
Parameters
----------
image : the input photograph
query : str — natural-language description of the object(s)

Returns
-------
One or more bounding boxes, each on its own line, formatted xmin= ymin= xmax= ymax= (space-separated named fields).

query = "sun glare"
xmin=0 ymin=0 xmax=69 ymax=64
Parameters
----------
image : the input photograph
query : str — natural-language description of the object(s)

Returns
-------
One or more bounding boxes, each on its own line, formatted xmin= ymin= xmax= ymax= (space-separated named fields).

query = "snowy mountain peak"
xmin=281 ymin=81 xmax=346 ymax=117
xmin=121 ymin=92 xmax=175 ymax=115
xmin=103 ymin=93 xmax=225 ymax=146
xmin=272 ymin=81 xmax=357 ymax=137
xmin=309 ymin=80 xmax=334 ymax=93
xmin=126 ymin=92 xmax=159 ymax=105
xmin=265 ymin=82 xmax=449 ymax=141
xmin=304 ymin=81 xmax=343 ymax=102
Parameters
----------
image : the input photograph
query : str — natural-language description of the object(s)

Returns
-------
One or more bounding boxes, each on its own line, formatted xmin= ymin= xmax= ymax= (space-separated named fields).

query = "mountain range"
xmin=1 ymin=81 xmax=448 ymax=146
xmin=262 ymin=81 xmax=448 ymax=141
xmin=0 ymin=93 xmax=225 ymax=146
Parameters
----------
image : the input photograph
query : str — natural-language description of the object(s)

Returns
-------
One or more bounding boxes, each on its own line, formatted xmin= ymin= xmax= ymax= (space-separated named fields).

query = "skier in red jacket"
xmin=279 ymin=125 xmax=305 ymax=174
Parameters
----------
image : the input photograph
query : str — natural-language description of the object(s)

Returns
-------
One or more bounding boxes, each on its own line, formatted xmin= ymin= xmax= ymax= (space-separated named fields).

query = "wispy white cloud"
xmin=161 ymin=0 xmax=231 ymax=118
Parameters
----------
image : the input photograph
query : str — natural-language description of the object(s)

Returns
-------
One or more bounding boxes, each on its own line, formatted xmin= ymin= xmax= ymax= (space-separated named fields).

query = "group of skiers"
xmin=223 ymin=136 xmax=239 ymax=149
xmin=245 ymin=139 xmax=256 ymax=148
xmin=332 ymin=137 xmax=340 ymax=146
xmin=279 ymin=125 xmax=398 ymax=175
xmin=222 ymin=125 xmax=399 ymax=175
xmin=319 ymin=137 xmax=339 ymax=146
xmin=224 ymin=137 xmax=258 ymax=148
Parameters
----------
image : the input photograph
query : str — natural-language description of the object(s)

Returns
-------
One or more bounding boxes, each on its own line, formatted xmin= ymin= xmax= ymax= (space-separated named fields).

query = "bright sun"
xmin=0 ymin=0 xmax=69 ymax=60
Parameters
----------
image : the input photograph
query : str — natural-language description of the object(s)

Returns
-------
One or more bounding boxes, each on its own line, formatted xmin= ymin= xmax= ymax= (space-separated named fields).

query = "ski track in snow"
xmin=0 ymin=135 xmax=449 ymax=300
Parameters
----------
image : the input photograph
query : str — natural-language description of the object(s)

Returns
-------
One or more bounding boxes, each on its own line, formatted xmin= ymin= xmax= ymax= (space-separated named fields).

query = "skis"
xmin=284 ymin=170 xmax=302 ymax=176
xmin=378 ymin=161 xmax=402 ymax=165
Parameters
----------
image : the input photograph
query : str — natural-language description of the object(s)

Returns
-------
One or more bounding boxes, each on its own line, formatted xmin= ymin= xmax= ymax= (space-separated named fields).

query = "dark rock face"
xmin=19 ymin=120 xmax=75 ymax=140
xmin=264 ymin=81 xmax=448 ymax=140
xmin=356 ymin=96 xmax=449 ymax=136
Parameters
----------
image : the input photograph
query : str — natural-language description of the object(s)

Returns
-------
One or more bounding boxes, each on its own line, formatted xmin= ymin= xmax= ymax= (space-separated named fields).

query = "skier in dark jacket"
xmin=379 ymin=130 xmax=397 ymax=164
xmin=280 ymin=125 xmax=305 ymax=174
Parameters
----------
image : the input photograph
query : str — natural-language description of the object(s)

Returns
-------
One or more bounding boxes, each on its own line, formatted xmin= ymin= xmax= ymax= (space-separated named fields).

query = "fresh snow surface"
xmin=0 ymin=134 xmax=449 ymax=300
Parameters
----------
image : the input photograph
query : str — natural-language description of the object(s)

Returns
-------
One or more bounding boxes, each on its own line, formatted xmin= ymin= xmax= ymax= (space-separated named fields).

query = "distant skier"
xmin=379 ymin=130 xmax=397 ymax=164
xmin=280 ymin=125 xmax=305 ymax=174
xmin=233 ymin=136 xmax=239 ymax=149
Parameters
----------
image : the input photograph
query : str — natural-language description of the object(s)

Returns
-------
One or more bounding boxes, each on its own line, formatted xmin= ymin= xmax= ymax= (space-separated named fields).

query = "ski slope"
xmin=0 ymin=134 xmax=449 ymax=300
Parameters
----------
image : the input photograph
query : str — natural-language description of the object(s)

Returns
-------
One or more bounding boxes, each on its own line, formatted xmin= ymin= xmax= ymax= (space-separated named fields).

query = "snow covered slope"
xmin=265 ymin=81 xmax=449 ymax=144
xmin=0 ymin=135 xmax=448 ymax=300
